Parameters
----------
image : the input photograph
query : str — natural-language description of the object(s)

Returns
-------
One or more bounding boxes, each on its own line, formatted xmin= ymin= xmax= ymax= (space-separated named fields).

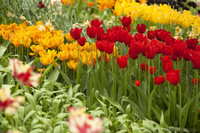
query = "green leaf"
xmin=0 ymin=72 xmax=3 ymax=88
xmin=122 ymin=96 xmax=145 ymax=119
xmin=57 ymin=65 xmax=72 ymax=86
xmin=101 ymin=95 xmax=124 ymax=112
xmin=40 ymin=58 xmax=59 ymax=84
xmin=23 ymin=110 xmax=36 ymax=124
xmin=28 ymin=57 xmax=40 ymax=66
xmin=25 ymin=93 xmax=36 ymax=110
xmin=0 ymin=40 xmax=10 ymax=57
xmin=48 ymin=66 xmax=60 ymax=81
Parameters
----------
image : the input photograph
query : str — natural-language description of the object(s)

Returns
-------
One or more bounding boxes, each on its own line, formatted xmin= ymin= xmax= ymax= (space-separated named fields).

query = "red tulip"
xmin=86 ymin=26 xmax=96 ymax=38
xmin=38 ymin=1 xmax=45 ymax=8
xmin=160 ymin=56 xmax=173 ymax=73
xmin=104 ymin=41 xmax=114 ymax=54
xmin=119 ymin=16 xmax=131 ymax=27
xmin=91 ymin=19 xmax=103 ymax=28
xmin=156 ymin=29 xmax=171 ymax=42
xmin=149 ymin=66 xmax=156 ymax=75
xmin=164 ymin=36 xmax=175 ymax=46
xmin=191 ymin=53 xmax=200 ymax=69
xmin=192 ymin=78 xmax=199 ymax=85
xmin=96 ymin=40 xmax=105 ymax=52
xmin=144 ymin=45 xmax=158 ymax=59
xmin=185 ymin=38 xmax=198 ymax=50
xmin=135 ymin=80 xmax=140 ymax=87
xmin=172 ymin=39 xmax=186 ymax=57
xmin=183 ymin=49 xmax=194 ymax=61
xmin=154 ymin=75 xmax=165 ymax=85
xmin=117 ymin=55 xmax=128 ymax=70
xmin=134 ymin=33 xmax=148 ymax=44
xmin=128 ymin=47 xmax=138 ymax=60
xmin=166 ymin=69 xmax=180 ymax=86
xmin=70 ymin=28 xmax=82 ymax=40
xmin=140 ymin=63 xmax=148 ymax=71
xmin=136 ymin=24 xmax=146 ymax=34
xmin=130 ymin=41 xmax=143 ymax=54
xmin=78 ymin=36 xmax=86 ymax=46
xmin=147 ymin=30 xmax=156 ymax=40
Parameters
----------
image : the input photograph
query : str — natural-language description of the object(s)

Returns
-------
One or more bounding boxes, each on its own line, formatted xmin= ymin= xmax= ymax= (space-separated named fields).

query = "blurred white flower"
xmin=7 ymin=130 xmax=22 ymax=133
xmin=38 ymin=25 xmax=46 ymax=31
xmin=8 ymin=58 xmax=42 ymax=87
xmin=19 ymin=15 xmax=26 ymax=21
xmin=0 ymin=87 xmax=24 ymax=115
xmin=68 ymin=107 xmax=104 ymax=133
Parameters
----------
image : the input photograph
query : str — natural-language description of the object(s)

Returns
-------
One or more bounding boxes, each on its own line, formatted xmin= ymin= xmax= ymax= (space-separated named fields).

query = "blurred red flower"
xmin=119 ymin=16 xmax=131 ymax=27
xmin=149 ymin=66 xmax=156 ymax=75
xmin=192 ymin=78 xmax=199 ymax=85
xmin=166 ymin=69 xmax=180 ymax=86
xmin=70 ymin=28 xmax=82 ymax=40
xmin=78 ymin=36 xmax=86 ymax=46
xmin=135 ymin=80 xmax=140 ymax=87
xmin=136 ymin=24 xmax=146 ymax=34
xmin=38 ymin=1 xmax=45 ymax=8
xmin=117 ymin=54 xmax=128 ymax=70
xmin=140 ymin=63 xmax=148 ymax=71
xmin=154 ymin=75 xmax=165 ymax=85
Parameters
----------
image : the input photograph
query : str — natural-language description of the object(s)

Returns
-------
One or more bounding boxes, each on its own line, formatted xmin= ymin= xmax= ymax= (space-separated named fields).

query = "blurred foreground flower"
xmin=8 ymin=58 xmax=42 ymax=87
xmin=68 ymin=107 xmax=104 ymax=133
xmin=0 ymin=87 xmax=24 ymax=115
xmin=7 ymin=130 xmax=22 ymax=133
xmin=38 ymin=1 xmax=45 ymax=8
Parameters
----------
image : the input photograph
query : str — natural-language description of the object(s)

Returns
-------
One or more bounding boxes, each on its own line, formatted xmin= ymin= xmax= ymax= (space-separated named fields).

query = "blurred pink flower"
xmin=8 ymin=58 xmax=42 ymax=87
xmin=68 ymin=107 xmax=104 ymax=133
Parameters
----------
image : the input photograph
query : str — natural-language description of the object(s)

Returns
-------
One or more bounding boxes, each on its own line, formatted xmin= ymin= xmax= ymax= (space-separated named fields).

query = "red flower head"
xmin=154 ymin=75 xmax=165 ymax=85
xmin=104 ymin=41 xmax=115 ymax=54
xmin=172 ymin=39 xmax=187 ymax=57
xmin=140 ymin=63 xmax=148 ymax=71
xmin=86 ymin=26 xmax=96 ymax=38
xmin=144 ymin=44 xmax=158 ymax=59
xmin=166 ymin=69 xmax=180 ymax=86
xmin=136 ymin=24 xmax=146 ymax=34
xmin=160 ymin=56 xmax=173 ymax=73
xmin=147 ymin=30 xmax=156 ymax=40
xmin=91 ymin=19 xmax=103 ymax=28
xmin=96 ymin=40 xmax=105 ymax=52
xmin=70 ymin=28 xmax=82 ymax=40
xmin=119 ymin=16 xmax=132 ymax=27
xmin=183 ymin=49 xmax=194 ymax=61
xmin=128 ymin=47 xmax=138 ymax=60
xmin=78 ymin=36 xmax=86 ymax=46
xmin=192 ymin=78 xmax=199 ymax=85
xmin=156 ymin=29 xmax=171 ymax=42
xmin=185 ymin=38 xmax=198 ymax=50
xmin=117 ymin=54 xmax=128 ymax=70
xmin=134 ymin=33 xmax=148 ymax=44
xmin=38 ymin=1 xmax=45 ymax=8
xmin=191 ymin=53 xmax=200 ymax=69
xmin=149 ymin=66 xmax=156 ymax=75
xmin=165 ymin=36 xmax=175 ymax=46
xmin=130 ymin=41 xmax=143 ymax=54
xmin=135 ymin=80 xmax=140 ymax=87
xmin=106 ymin=31 xmax=117 ymax=42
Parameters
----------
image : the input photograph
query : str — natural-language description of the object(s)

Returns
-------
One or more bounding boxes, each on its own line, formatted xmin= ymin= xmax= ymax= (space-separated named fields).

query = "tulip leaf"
xmin=0 ymin=40 xmax=10 ymax=57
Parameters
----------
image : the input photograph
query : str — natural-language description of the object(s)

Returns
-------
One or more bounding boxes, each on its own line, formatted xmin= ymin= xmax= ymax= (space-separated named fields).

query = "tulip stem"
xmin=148 ymin=59 xmax=151 ymax=95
